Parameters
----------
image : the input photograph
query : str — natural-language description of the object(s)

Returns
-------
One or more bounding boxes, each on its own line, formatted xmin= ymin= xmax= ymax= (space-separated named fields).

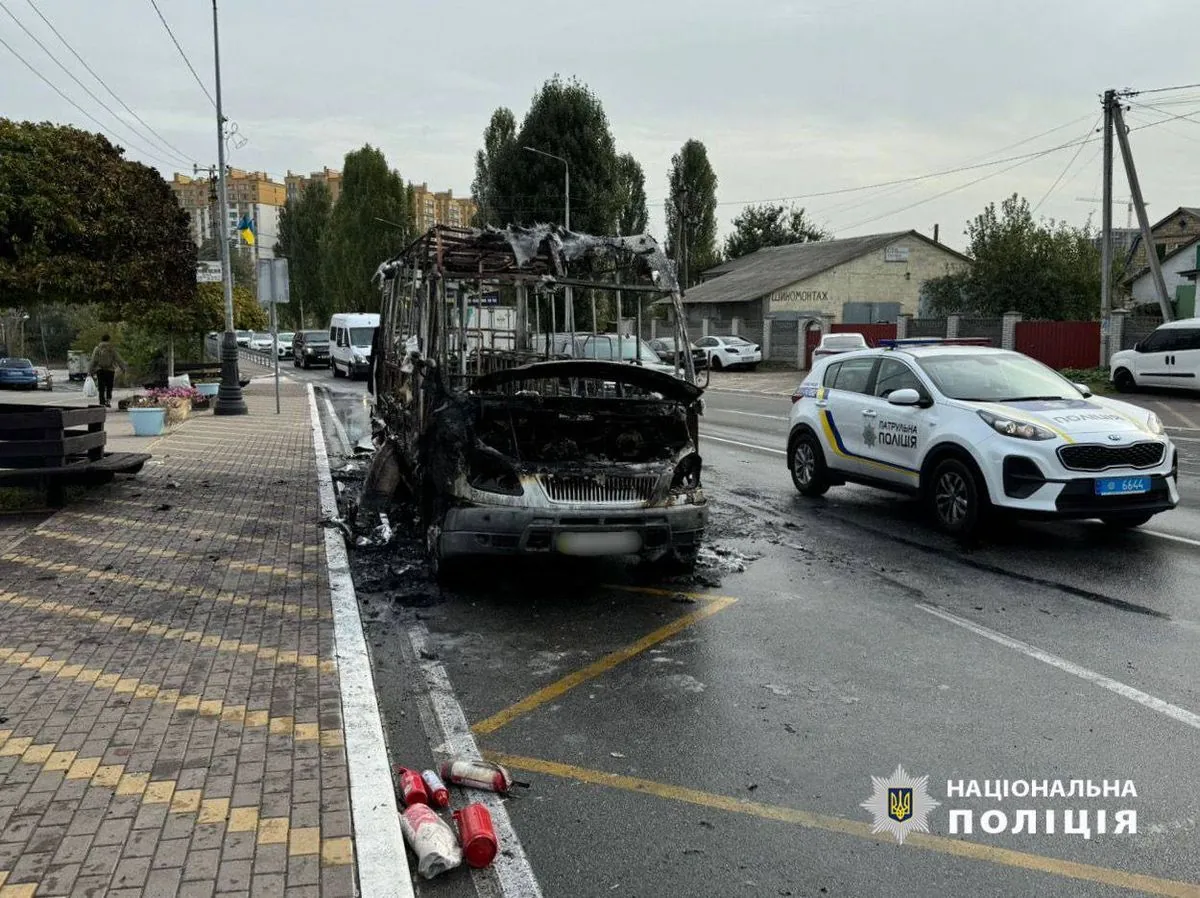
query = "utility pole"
xmin=1112 ymin=97 xmax=1173 ymax=322
xmin=1100 ymin=90 xmax=1114 ymax=364
xmin=211 ymin=0 xmax=247 ymax=415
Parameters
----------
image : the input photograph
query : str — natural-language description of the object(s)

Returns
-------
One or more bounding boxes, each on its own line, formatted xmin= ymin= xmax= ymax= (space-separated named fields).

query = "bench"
xmin=0 ymin=404 xmax=149 ymax=507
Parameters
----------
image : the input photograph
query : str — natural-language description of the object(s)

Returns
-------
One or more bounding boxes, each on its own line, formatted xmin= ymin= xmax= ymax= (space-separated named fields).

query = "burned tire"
xmin=1113 ymin=368 xmax=1137 ymax=393
xmin=789 ymin=432 xmax=831 ymax=497
xmin=1100 ymin=512 xmax=1153 ymax=529
xmin=927 ymin=457 xmax=987 ymax=538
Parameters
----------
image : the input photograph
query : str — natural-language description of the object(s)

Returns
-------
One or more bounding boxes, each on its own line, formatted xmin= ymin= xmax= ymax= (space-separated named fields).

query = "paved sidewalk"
xmin=0 ymin=380 xmax=359 ymax=898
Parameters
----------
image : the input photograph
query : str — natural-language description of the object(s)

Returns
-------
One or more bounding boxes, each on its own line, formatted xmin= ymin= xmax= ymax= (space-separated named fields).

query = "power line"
xmin=837 ymin=138 xmax=1092 ymax=233
xmin=0 ymin=0 xmax=193 ymax=166
xmin=1127 ymin=82 xmax=1200 ymax=97
xmin=818 ymin=113 xmax=1100 ymax=229
xmin=0 ymin=31 xmax=182 ymax=169
xmin=22 ymin=0 xmax=195 ymax=165
xmin=1032 ymin=114 xmax=1102 ymax=213
xmin=1125 ymin=99 xmax=1200 ymax=129
xmin=147 ymin=0 xmax=216 ymax=109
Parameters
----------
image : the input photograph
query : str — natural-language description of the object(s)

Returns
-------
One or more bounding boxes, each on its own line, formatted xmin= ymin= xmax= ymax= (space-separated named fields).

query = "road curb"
xmin=307 ymin=383 xmax=414 ymax=898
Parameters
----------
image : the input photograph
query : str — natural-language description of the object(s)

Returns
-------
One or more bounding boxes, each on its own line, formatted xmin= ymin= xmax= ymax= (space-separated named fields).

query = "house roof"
xmin=1148 ymin=205 xmax=1200 ymax=234
xmin=678 ymin=230 xmax=969 ymax=306
xmin=1126 ymin=234 xmax=1200 ymax=285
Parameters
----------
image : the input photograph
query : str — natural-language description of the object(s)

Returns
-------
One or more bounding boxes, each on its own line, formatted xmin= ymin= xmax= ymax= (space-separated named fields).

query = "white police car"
xmin=786 ymin=339 xmax=1179 ymax=536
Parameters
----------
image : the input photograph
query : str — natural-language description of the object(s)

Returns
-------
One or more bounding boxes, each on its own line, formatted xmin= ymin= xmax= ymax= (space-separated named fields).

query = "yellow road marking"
xmin=0 ymin=595 xmax=331 ymax=671
xmin=490 ymin=753 xmax=1200 ymax=898
xmin=471 ymin=596 xmax=737 ymax=736
xmin=32 ymin=531 xmax=315 ymax=582
xmin=0 ymin=553 xmax=323 ymax=617
xmin=603 ymin=584 xmax=735 ymax=603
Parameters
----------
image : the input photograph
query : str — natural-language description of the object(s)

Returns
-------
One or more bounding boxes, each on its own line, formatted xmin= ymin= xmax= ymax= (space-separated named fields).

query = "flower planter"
xmin=128 ymin=407 xmax=166 ymax=437
xmin=196 ymin=383 xmax=219 ymax=399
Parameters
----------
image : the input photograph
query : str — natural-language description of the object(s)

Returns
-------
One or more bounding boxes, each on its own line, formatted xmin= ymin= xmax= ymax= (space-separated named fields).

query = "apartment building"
xmin=171 ymin=169 xmax=285 ymax=258
xmin=409 ymin=182 xmax=476 ymax=231
xmin=285 ymin=167 xmax=344 ymax=205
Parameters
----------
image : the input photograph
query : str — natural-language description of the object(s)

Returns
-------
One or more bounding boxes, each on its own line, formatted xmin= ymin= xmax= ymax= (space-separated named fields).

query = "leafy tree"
xmin=0 ymin=120 xmax=196 ymax=317
xmin=475 ymin=76 xmax=621 ymax=235
xmin=666 ymin=140 xmax=720 ymax=287
xmin=321 ymin=145 xmax=411 ymax=314
xmin=922 ymin=194 xmax=1101 ymax=319
xmin=724 ymin=203 xmax=829 ymax=261
xmin=471 ymin=108 xmax=518 ymax=227
xmin=276 ymin=181 xmax=332 ymax=328
xmin=615 ymin=154 xmax=648 ymax=236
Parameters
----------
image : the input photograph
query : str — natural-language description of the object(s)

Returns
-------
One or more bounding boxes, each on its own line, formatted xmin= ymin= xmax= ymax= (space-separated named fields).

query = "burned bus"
xmin=364 ymin=224 xmax=708 ymax=580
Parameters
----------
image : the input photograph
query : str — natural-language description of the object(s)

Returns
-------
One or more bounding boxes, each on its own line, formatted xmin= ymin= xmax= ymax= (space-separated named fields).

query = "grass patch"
xmin=1059 ymin=367 xmax=1114 ymax=395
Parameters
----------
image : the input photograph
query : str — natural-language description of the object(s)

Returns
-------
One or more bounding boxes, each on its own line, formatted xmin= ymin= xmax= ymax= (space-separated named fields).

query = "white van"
xmin=1109 ymin=317 xmax=1200 ymax=392
xmin=328 ymin=312 xmax=380 ymax=379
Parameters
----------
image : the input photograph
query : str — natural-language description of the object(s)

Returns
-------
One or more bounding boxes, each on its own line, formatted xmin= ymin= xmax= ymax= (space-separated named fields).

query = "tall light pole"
xmin=523 ymin=146 xmax=573 ymax=331
xmin=211 ymin=0 xmax=247 ymax=415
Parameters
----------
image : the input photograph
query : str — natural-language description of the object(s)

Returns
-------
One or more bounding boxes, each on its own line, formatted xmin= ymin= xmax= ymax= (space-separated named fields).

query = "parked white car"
xmin=1109 ymin=317 xmax=1200 ymax=392
xmin=249 ymin=332 xmax=275 ymax=352
xmin=812 ymin=332 xmax=868 ymax=362
xmin=788 ymin=340 xmax=1177 ymax=536
xmin=694 ymin=335 xmax=762 ymax=371
xmin=275 ymin=332 xmax=295 ymax=359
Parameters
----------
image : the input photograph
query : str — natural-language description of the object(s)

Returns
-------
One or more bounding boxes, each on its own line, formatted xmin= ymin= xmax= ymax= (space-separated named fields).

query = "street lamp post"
xmin=211 ymin=0 xmax=247 ymax=415
xmin=523 ymin=146 xmax=573 ymax=331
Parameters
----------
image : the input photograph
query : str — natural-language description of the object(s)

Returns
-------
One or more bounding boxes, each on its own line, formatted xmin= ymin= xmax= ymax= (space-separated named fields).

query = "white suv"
xmin=1109 ymin=317 xmax=1200 ymax=392
xmin=787 ymin=341 xmax=1178 ymax=536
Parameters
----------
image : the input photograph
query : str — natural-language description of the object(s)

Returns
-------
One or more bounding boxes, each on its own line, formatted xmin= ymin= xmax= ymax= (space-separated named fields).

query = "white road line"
xmin=918 ymin=603 xmax=1200 ymax=731
xmin=706 ymin=408 xmax=789 ymax=421
xmin=1142 ymin=529 xmax=1200 ymax=549
xmin=1153 ymin=401 xmax=1200 ymax=429
xmin=1165 ymin=425 xmax=1200 ymax=433
xmin=407 ymin=623 xmax=544 ymax=898
xmin=701 ymin=434 xmax=788 ymax=455
xmin=308 ymin=384 xmax=413 ymax=898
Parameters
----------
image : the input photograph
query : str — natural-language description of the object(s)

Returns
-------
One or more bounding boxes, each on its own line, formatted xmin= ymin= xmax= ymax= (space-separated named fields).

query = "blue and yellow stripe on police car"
xmin=819 ymin=410 xmax=920 ymax=478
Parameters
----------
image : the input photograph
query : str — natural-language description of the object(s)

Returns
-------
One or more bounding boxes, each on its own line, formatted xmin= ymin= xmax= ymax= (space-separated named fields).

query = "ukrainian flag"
xmin=237 ymin=214 xmax=256 ymax=246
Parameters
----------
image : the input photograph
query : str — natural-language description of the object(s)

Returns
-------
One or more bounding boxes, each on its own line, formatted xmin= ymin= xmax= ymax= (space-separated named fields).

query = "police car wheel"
xmin=790 ymin=433 xmax=830 ymax=497
xmin=1113 ymin=368 xmax=1136 ymax=393
xmin=1100 ymin=512 xmax=1153 ymax=529
xmin=929 ymin=459 xmax=983 ymax=536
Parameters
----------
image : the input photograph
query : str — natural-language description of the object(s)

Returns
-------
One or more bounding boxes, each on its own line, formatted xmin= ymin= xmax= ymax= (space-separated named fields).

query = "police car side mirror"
xmin=887 ymin=388 xmax=922 ymax=406
xmin=1073 ymin=382 xmax=1093 ymax=398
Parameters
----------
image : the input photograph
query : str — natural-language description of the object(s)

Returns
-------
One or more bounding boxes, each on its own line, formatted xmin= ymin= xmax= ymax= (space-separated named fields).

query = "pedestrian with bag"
xmin=88 ymin=334 xmax=127 ymax=407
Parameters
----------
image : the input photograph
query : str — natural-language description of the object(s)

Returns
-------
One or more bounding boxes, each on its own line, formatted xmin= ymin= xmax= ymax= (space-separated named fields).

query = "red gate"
xmin=1014 ymin=321 xmax=1100 ymax=369
xmin=804 ymin=323 xmax=897 ymax=368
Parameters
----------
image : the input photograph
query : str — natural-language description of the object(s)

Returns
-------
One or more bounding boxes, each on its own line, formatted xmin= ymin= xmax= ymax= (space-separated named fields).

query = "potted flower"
xmin=148 ymin=386 xmax=202 ymax=424
xmin=126 ymin=394 xmax=166 ymax=436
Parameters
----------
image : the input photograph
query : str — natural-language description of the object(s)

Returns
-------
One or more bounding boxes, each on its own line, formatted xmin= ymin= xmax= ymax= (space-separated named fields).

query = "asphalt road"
xmin=312 ymin=369 xmax=1200 ymax=898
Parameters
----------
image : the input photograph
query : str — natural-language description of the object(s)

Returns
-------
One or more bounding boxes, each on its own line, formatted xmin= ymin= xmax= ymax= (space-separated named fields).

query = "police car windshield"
xmin=915 ymin=353 xmax=1078 ymax=402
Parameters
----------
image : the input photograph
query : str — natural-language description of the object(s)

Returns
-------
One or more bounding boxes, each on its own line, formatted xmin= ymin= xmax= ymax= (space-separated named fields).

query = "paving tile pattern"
xmin=0 ymin=382 xmax=357 ymax=897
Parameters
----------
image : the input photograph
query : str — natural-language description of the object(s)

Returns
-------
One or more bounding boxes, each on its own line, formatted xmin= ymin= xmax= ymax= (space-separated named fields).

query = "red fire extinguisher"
xmin=440 ymin=758 xmax=528 ymax=795
xmin=454 ymin=803 xmax=498 ymax=868
xmin=393 ymin=765 xmax=429 ymax=807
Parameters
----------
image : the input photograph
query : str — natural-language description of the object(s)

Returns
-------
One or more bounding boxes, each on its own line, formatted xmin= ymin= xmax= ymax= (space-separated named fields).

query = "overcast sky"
xmin=4 ymin=0 xmax=1200 ymax=252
